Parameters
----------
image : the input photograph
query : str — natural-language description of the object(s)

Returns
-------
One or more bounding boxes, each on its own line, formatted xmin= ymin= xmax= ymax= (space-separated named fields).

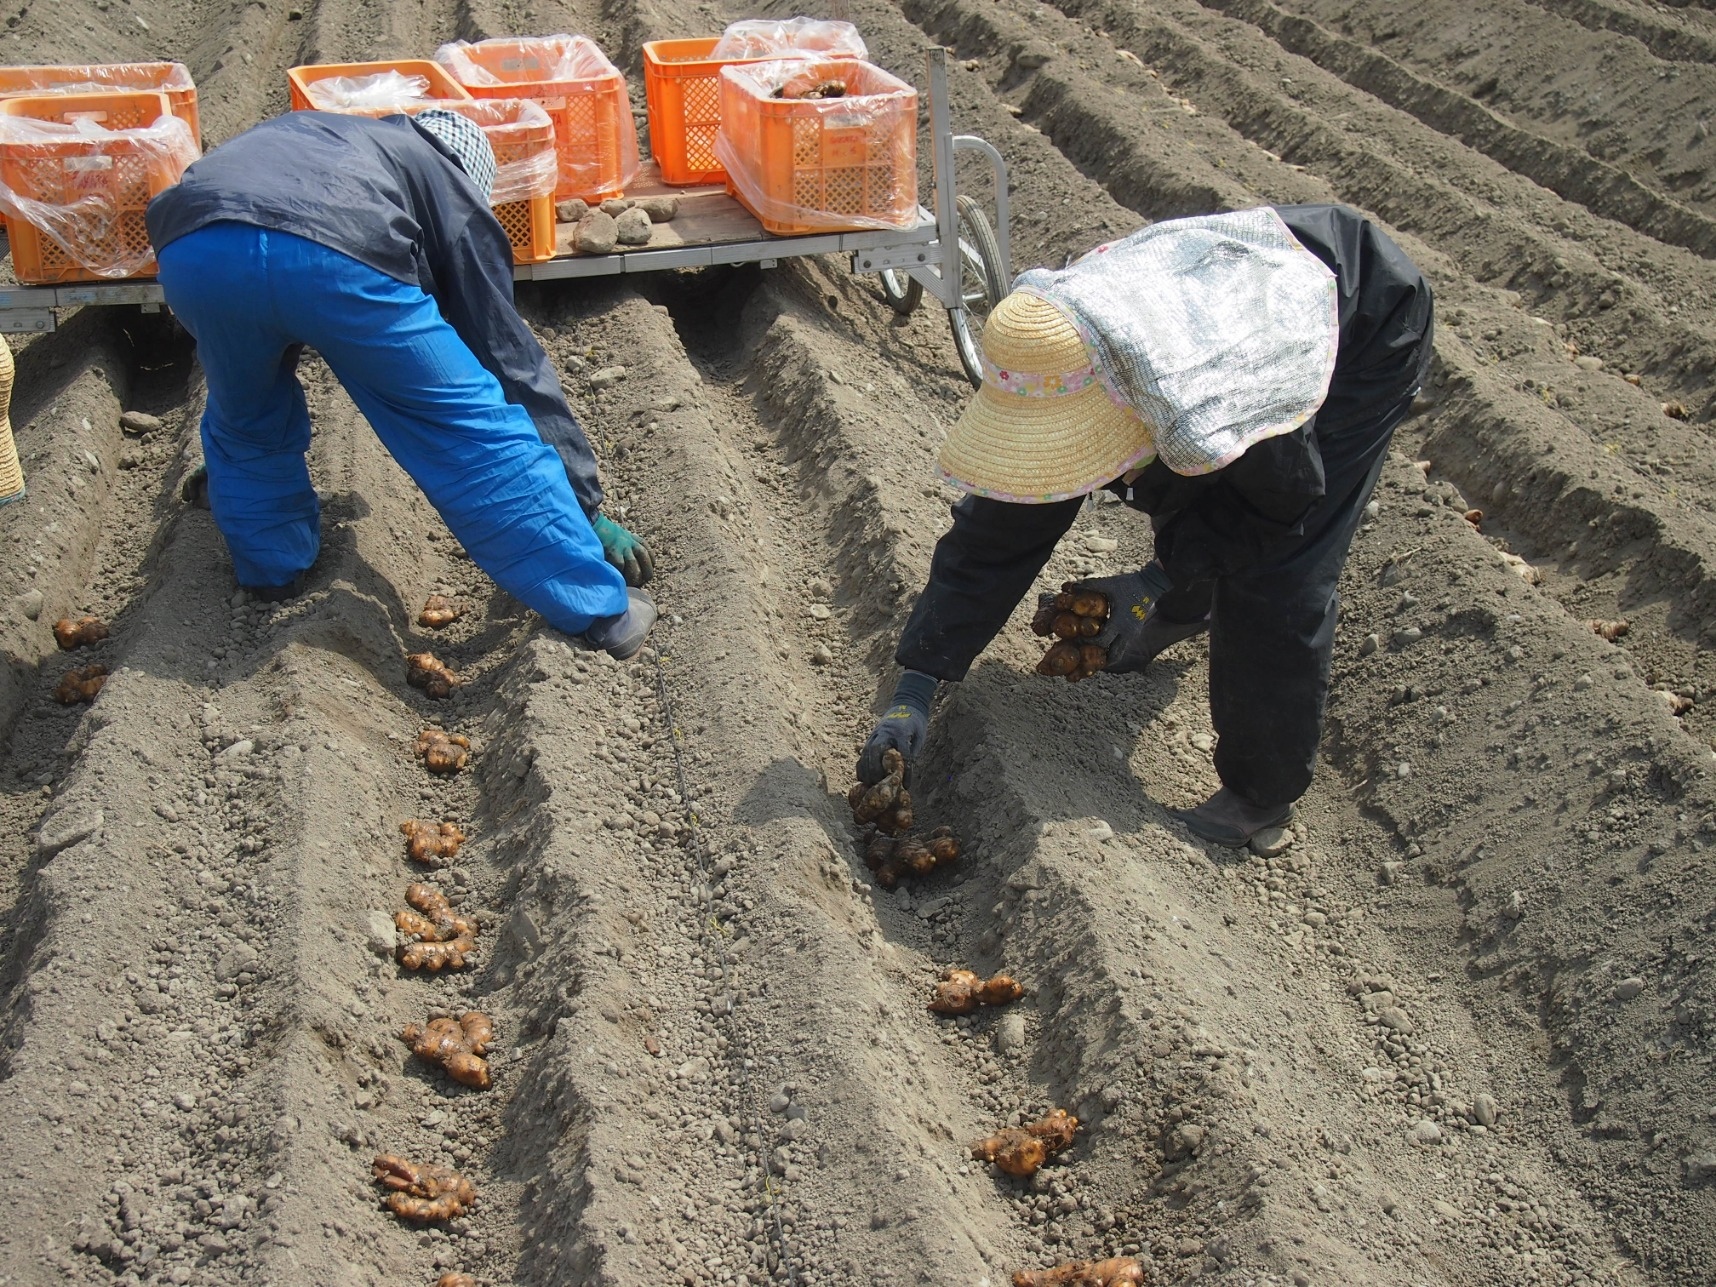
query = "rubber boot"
xmin=1170 ymin=786 xmax=1292 ymax=848
xmin=581 ymin=587 xmax=657 ymax=661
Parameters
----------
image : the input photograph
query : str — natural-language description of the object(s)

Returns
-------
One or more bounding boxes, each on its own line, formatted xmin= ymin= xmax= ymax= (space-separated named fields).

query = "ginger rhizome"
xmin=1032 ymin=585 xmax=1110 ymax=682
xmin=407 ymin=652 xmax=461 ymax=700
xmin=929 ymin=968 xmax=1024 ymax=1014
xmin=971 ymin=1108 xmax=1079 ymax=1178
xmin=372 ymin=1155 xmax=476 ymax=1222
xmin=864 ymin=826 xmax=960 ymax=889
xmin=1590 ymin=618 xmax=1630 ymax=643
xmin=848 ymin=747 xmax=913 ymax=835
xmin=438 ymin=1276 xmax=478 ymax=1287
xmin=416 ymin=728 xmax=471 ymax=775
xmin=53 ymin=616 xmax=108 ymax=650
xmin=53 ymin=664 xmax=108 ymax=704
xmin=1012 ymin=1258 xmax=1145 ymax=1287
xmin=401 ymin=819 xmax=466 ymax=867
xmin=775 ymin=75 xmax=848 ymax=99
xmin=402 ymin=1012 xmax=494 ymax=1089
xmin=418 ymin=595 xmax=465 ymax=629
xmin=396 ymin=882 xmax=478 ymax=971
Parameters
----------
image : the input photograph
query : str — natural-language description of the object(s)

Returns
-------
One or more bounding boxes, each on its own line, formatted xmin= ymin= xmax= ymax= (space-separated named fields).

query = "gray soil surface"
xmin=0 ymin=0 xmax=1713 ymax=1284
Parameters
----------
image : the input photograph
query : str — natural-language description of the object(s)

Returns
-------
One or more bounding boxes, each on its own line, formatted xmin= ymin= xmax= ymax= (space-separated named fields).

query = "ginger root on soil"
xmin=971 ymin=1108 xmax=1079 ymax=1178
xmin=929 ymin=968 xmax=1024 ymax=1014
xmin=418 ymin=595 xmax=465 ymax=629
xmin=402 ymin=1012 xmax=494 ymax=1089
xmin=1033 ymin=585 xmax=1110 ymax=682
xmin=865 ymin=825 xmax=960 ymax=889
xmin=372 ymin=1155 xmax=476 ymax=1222
xmin=848 ymin=746 xmax=913 ymax=835
xmin=1011 ymin=1257 xmax=1145 ymax=1287
xmin=1589 ymin=618 xmax=1630 ymax=642
xmin=53 ymin=616 xmax=108 ymax=650
xmin=407 ymin=651 xmax=461 ymax=700
xmin=53 ymin=664 xmax=108 ymax=704
xmin=396 ymin=883 xmax=478 ymax=972
xmin=437 ymin=1276 xmax=478 ymax=1287
xmin=401 ymin=818 xmax=467 ymax=867
xmin=1663 ymin=401 xmax=1690 ymax=420
xmin=416 ymin=728 xmax=471 ymax=774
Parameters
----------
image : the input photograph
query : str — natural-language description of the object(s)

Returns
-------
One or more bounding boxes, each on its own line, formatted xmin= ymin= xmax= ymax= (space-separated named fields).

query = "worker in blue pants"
xmin=147 ymin=109 xmax=654 ymax=657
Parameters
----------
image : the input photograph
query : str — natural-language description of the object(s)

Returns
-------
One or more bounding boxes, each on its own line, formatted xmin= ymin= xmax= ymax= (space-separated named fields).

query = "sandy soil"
xmin=0 ymin=0 xmax=1713 ymax=1284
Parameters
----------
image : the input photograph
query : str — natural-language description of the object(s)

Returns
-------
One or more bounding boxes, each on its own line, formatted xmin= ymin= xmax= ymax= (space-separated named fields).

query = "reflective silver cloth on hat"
xmin=1012 ymin=208 xmax=1339 ymax=477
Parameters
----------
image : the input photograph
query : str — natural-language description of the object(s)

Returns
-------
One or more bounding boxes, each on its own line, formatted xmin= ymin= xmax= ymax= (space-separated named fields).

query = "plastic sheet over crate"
xmin=435 ymin=35 xmax=638 ymax=202
xmin=714 ymin=58 xmax=917 ymax=236
xmin=0 ymin=90 xmax=200 ymax=283
xmin=287 ymin=60 xmax=469 ymax=113
xmin=643 ymin=21 xmax=864 ymax=187
xmin=0 ymin=62 xmax=199 ymax=143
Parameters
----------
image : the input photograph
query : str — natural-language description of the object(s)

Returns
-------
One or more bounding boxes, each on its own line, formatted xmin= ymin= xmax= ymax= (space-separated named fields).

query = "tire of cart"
xmin=947 ymin=194 xmax=1006 ymax=388
xmin=878 ymin=267 xmax=923 ymax=315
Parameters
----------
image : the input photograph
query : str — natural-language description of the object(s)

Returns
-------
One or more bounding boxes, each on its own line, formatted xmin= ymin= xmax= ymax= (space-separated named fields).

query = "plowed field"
xmin=1 ymin=0 xmax=1713 ymax=1284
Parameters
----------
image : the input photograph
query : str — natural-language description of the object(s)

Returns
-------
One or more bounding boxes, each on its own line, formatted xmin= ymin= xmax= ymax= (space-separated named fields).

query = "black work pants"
xmin=1155 ymin=400 xmax=1404 ymax=808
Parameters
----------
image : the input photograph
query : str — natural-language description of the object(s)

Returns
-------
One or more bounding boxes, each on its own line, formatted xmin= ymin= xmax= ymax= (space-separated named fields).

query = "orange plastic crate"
xmin=0 ymin=91 xmax=196 ymax=284
xmin=401 ymin=99 xmax=557 ymax=265
xmin=0 ymin=63 xmax=199 ymax=144
xmin=286 ymin=60 xmax=469 ymax=113
xmin=436 ymin=36 xmax=637 ymax=202
xmin=642 ymin=38 xmax=774 ymax=186
xmin=717 ymin=59 xmax=918 ymax=236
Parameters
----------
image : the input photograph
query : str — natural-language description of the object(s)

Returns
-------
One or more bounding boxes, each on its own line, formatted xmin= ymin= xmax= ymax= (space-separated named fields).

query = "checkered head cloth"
xmin=415 ymin=109 xmax=496 ymax=202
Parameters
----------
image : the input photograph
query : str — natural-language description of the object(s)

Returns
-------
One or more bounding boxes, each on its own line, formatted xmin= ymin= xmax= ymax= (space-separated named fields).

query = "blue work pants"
xmin=155 ymin=222 xmax=627 ymax=633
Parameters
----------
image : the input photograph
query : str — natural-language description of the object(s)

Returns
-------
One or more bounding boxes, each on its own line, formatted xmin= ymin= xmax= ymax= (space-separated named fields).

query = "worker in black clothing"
xmin=856 ymin=204 xmax=1433 ymax=846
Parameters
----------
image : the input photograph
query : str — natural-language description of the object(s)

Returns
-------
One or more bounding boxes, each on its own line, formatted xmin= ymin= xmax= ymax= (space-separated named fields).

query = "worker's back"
xmin=146 ymin=111 xmax=494 ymax=291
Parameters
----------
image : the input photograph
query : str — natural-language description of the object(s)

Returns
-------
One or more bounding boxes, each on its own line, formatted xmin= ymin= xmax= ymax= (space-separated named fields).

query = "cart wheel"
xmin=878 ymin=268 xmax=924 ymax=315
xmin=948 ymin=194 xmax=1006 ymax=388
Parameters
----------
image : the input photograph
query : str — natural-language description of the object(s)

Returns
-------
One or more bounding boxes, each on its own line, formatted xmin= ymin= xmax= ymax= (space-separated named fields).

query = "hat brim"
xmin=937 ymin=380 xmax=1157 ymax=503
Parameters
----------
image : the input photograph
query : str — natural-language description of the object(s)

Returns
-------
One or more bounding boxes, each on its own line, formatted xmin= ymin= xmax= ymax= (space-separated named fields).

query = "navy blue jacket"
xmin=146 ymin=111 xmax=603 ymax=516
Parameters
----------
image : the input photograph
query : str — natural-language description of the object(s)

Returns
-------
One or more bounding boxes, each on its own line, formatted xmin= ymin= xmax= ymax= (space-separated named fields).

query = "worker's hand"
xmin=1070 ymin=562 xmax=1182 ymax=673
xmin=857 ymin=671 xmax=938 ymax=786
xmin=592 ymin=513 xmax=655 ymax=587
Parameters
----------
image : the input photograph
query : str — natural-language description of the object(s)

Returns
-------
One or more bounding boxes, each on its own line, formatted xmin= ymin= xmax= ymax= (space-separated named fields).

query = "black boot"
xmin=1170 ymin=786 xmax=1292 ymax=848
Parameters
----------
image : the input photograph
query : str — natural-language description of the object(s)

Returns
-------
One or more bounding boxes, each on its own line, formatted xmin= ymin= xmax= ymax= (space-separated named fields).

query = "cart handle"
xmin=951 ymin=135 xmax=1010 ymax=287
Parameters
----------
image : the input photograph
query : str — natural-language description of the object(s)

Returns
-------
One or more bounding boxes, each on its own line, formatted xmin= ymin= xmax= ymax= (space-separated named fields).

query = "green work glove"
xmin=592 ymin=512 xmax=654 ymax=587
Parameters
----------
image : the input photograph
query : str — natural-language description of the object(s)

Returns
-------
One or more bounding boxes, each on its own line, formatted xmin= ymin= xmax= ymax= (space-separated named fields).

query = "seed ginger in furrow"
xmin=848 ymin=748 xmax=964 ymax=887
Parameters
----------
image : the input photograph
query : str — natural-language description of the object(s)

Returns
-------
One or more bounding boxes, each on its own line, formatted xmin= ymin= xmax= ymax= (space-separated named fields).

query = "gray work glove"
xmin=856 ymin=670 xmax=937 ymax=785
xmin=1065 ymin=562 xmax=1183 ymax=673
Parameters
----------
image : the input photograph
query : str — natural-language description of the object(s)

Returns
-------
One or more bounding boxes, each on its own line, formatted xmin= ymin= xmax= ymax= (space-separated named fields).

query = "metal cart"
xmin=0 ymin=47 xmax=1010 ymax=387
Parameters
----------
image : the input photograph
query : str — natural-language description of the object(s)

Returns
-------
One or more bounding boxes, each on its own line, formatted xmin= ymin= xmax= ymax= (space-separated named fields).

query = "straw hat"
xmin=938 ymin=291 xmax=1156 ymax=503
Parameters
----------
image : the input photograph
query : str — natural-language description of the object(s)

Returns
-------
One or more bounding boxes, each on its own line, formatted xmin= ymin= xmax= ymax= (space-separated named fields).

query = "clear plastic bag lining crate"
xmin=410 ymin=98 xmax=557 ymax=203
xmin=709 ymin=18 xmax=867 ymax=60
xmin=433 ymin=35 xmax=622 ymax=87
xmin=0 ymin=62 xmax=195 ymax=95
xmin=713 ymin=59 xmax=918 ymax=233
xmin=306 ymin=71 xmax=434 ymax=110
xmin=0 ymin=111 xmax=199 ymax=278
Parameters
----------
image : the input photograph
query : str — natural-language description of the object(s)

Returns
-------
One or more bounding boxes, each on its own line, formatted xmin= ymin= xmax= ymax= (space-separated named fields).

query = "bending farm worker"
xmin=858 ymin=204 xmax=1433 ymax=846
xmin=145 ymin=109 xmax=655 ymax=658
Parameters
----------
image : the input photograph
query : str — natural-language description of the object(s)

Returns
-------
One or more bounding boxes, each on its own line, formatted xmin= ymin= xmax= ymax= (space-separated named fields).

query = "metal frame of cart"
xmin=0 ymin=47 xmax=1011 ymax=386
